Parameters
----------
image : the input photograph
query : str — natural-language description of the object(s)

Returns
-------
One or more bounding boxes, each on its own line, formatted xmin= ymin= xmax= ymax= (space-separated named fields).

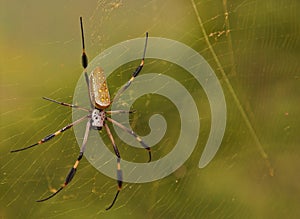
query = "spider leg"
xmin=112 ymin=32 xmax=148 ymax=103
xmin=42 ymin=97 xmax=90 ymax=112
xmin=106 ymin=109 xmax=136 ymax=114
xmin=79 ymin=17 xmax=94 ymax=110
xmin=10 ymin=115 xmax=89 ymax=153
xmin=80 ymin=17 xmax=88 ymax=70
xmin=106 ymin=117 xmax=151 ymax=162
xmin=37 ymin=119 xmax=91 ymax=202
xmin=36 ymin=18 xmax=91 ymax=202
xmin=104 ymin=123 xmax=122 ymax=210
xmin=84 ymin=72 xmax=95 ymax=109
xmin=78 ymin=17 xmax=95 ymax=109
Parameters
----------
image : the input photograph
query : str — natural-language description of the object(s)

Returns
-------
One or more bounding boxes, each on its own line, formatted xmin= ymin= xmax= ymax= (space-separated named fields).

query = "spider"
xmin=11 ymin=17 xmax=151 ymax=210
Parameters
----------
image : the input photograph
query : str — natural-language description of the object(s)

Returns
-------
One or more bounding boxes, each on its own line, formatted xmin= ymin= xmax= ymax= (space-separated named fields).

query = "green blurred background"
xmin=1 ymin=0 xmax=299 ymax=218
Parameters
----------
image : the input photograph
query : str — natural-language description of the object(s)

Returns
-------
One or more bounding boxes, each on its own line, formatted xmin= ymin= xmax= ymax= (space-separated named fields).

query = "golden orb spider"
xmin=11 ymin=17 xmax=150 ymax=210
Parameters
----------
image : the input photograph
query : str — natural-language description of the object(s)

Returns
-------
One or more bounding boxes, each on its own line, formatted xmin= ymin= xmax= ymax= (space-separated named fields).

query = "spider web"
xmin=1 ymin=0 xmax=300 ymax=218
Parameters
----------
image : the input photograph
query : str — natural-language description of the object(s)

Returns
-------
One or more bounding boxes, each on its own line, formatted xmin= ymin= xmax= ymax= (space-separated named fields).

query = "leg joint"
xmin=78 ymin=152 xmax=84 ymax=161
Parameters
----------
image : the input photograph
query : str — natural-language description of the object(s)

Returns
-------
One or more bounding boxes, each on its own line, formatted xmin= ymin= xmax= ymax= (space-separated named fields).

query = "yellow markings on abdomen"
xmin=89 ymin=67 xmax=111 ymax=109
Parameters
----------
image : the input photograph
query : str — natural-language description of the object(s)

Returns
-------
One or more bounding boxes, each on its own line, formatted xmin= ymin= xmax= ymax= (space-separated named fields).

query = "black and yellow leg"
xmin=106 ymin=110 xmax=136 ymax=114
xmin=104 ymin=123 xmax=121 ymax=159
xmin=79 ymin=17 xmax=94 ymax=110
xmin=10 ymin=115 xmax=89 ymax=153
xmin=106 ymin=117 xmax=151 ymax=162
xmin=112 ymin=32 xmax=148 ymax=103
xmin=36 ymin=152 xmax=84 ymax=202
xmin=36 ymin=119 xmax=91 ymax=202
xmin=104 ymin=123 xmax=123 ymax=210
xmin=80 ymin=17 xmax=88 ymax=69
xmin=105 ymin=157 xmax=123 ymax=210
xmin=42 ymin=97 xmax=90 ymax=112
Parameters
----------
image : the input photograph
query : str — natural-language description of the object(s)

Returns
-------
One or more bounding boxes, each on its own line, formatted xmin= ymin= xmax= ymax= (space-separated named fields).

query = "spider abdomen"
xmin=89 ymin=67 xmax=111 ymax=109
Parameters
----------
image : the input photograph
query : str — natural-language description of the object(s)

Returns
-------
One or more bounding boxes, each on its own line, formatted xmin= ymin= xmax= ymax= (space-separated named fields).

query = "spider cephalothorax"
xmin=91 ymin=109 xmax=105 ymax=130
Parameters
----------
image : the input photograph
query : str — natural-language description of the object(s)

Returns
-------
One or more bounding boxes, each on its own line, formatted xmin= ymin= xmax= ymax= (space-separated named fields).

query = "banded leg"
xmin=106 ymin=110 xmax=136 ymax=114
xmin=106 ymin=117 xmax=151 ymax=162
xmin=80 ymin=16 xmax=88 ymax=70
xmin=79 ymin=17 xmax=94 ymax=109
xmin=10 ymin=115 xmax=89 ymax=153
xmin=36 ymin=119 xmax=91 ymax=202
xmin=104 ymin=123 xmax=122 ymax=210
xmin=84 ymin=72 xmax=94 ymax=109
xmin=112 ymin=32 xmax=148 ymax=103
xmin=42 ymin=97 xmax=90 ymax=112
